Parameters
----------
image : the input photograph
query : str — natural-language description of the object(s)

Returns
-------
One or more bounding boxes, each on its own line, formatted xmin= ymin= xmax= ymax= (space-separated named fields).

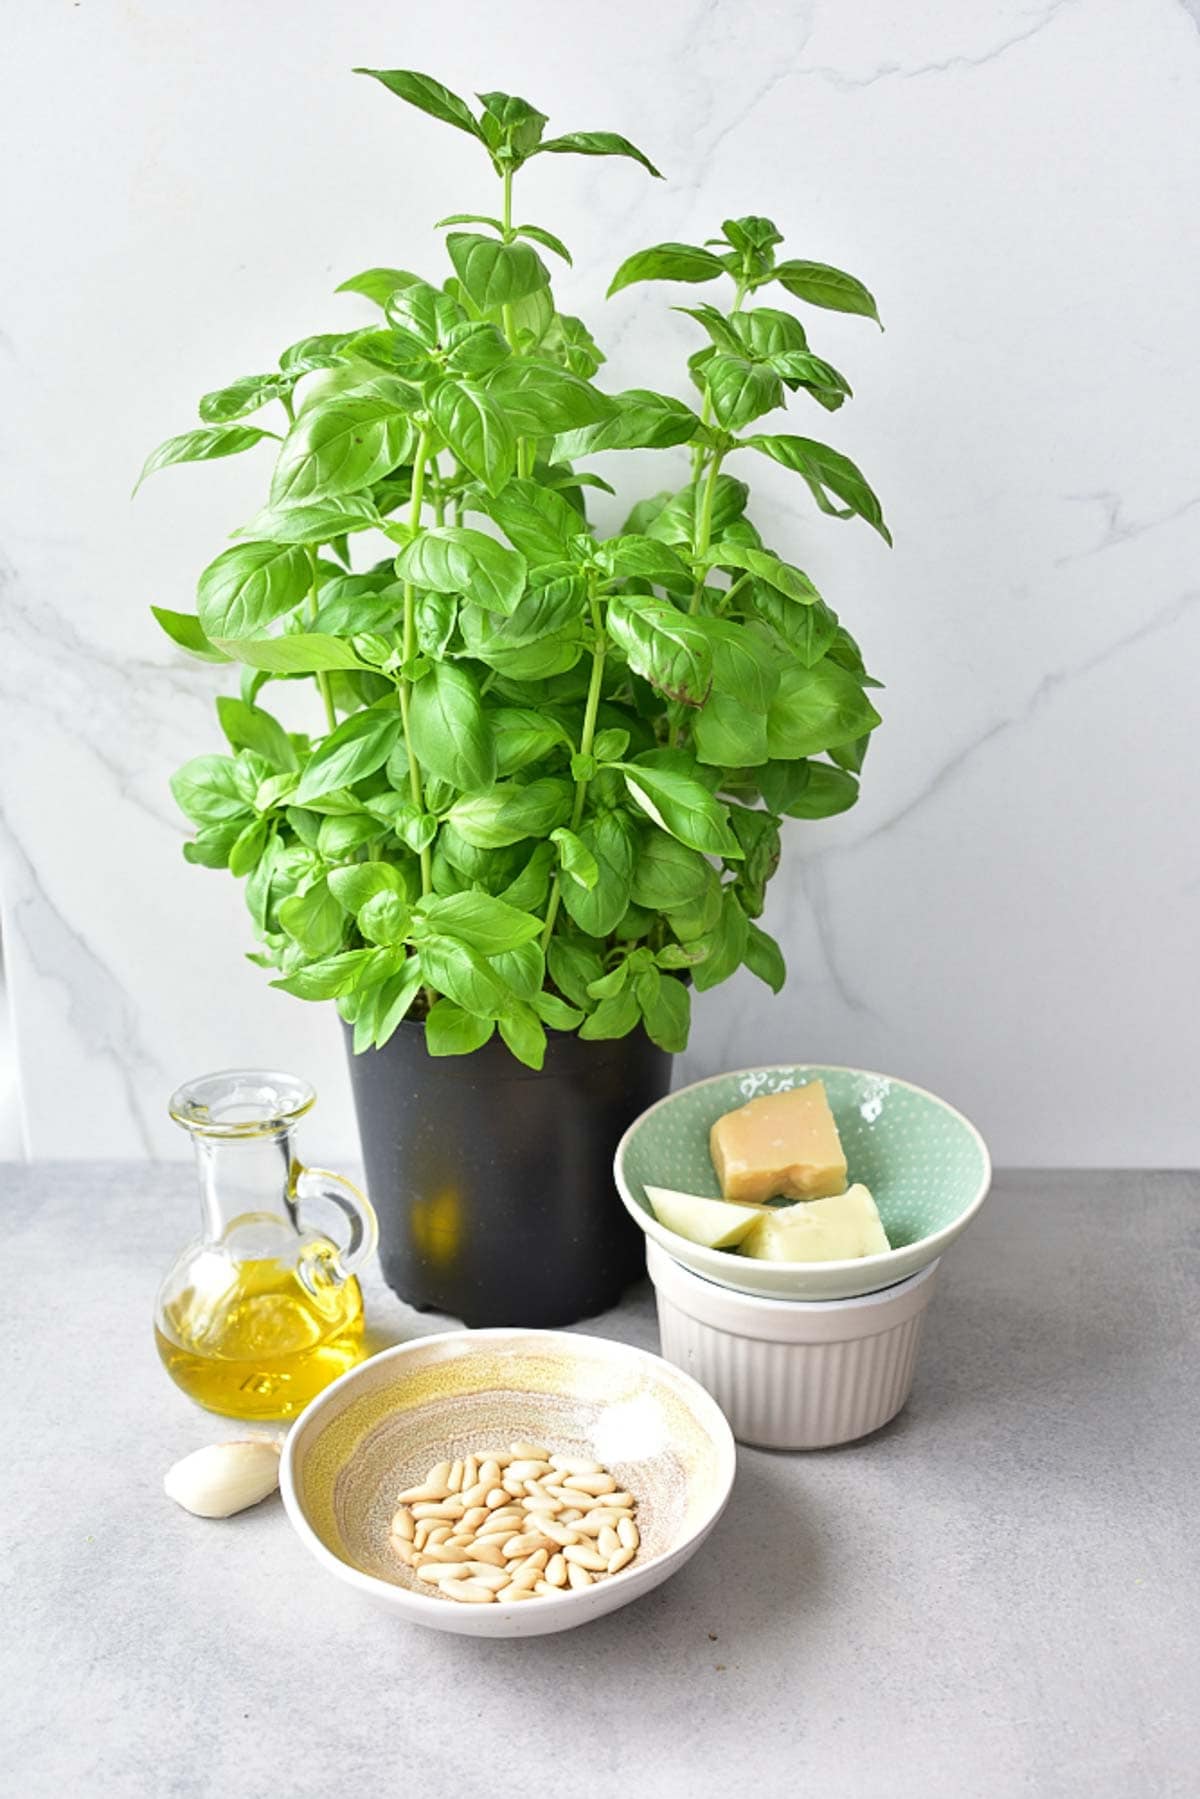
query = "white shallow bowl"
xmin=280 ymin=1328 xmax=736 ymax=1637
xmin=648 ymin=1239 xmax=940 ymax=1449
xmin=615 ymin=1064 xmax=991 ymax=1301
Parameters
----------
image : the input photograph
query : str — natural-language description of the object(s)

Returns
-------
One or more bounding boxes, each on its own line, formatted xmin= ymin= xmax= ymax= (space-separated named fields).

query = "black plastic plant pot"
xmin=345 ymin=1020 xmax=672 ymax=1328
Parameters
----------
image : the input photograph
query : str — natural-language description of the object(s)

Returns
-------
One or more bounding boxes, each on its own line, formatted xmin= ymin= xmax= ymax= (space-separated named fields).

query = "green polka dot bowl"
xmin=614 ymin=1065 xmax=992 ymax=1301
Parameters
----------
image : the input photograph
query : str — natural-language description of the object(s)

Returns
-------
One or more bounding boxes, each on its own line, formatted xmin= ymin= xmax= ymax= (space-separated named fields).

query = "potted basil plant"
xmin=142 ymin=67 xmax=889 ymax=1327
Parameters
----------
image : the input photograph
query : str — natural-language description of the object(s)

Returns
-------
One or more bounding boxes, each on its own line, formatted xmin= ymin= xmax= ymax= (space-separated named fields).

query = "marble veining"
xmin=2 ymin=0 xmax=1198 ymax=1164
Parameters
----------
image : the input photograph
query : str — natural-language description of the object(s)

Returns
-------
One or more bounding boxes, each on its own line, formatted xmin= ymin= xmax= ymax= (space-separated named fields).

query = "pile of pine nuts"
xmin=389 ymin=1441 xmax=641 ymax=1605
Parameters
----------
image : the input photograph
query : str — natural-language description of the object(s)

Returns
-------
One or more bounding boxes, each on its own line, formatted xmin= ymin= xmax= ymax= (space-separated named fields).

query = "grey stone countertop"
xmin=3 ymin=1165 xmax=1197 ymax=1798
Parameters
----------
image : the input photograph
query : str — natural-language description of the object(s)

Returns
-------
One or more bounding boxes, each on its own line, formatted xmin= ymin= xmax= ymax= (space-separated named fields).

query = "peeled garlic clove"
xmin=164 ymin=1439 xmax=282 ymax=1518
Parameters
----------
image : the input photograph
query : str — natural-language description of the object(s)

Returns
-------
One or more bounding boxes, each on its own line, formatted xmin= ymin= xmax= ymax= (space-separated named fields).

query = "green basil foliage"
xmin=144 ymin=72 xmax=889 ymax=1070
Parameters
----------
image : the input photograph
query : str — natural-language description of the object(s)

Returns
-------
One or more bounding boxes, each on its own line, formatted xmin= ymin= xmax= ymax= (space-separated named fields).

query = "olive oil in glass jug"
xmin=154 ymin=1070 xmax=378 ymax=1420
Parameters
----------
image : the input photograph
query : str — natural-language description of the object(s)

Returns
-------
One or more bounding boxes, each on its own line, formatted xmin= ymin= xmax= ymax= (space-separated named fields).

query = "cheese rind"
xmin=740 ymin=1184 xmax=891 ymax=1263
xmin=644 ymin=1185 xmax=765 ymax=1250
xmin=709 ymin=1080 xmax=848 ymax=1205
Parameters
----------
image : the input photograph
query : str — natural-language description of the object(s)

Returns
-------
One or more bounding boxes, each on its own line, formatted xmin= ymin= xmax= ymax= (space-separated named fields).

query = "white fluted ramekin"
xmin=647 ymin=1239 xmax=940 ymax=1449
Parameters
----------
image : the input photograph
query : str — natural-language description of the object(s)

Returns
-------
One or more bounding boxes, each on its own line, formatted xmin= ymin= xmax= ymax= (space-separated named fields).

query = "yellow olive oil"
xmin=154 ymin=1242 xmax=365 ymax=1420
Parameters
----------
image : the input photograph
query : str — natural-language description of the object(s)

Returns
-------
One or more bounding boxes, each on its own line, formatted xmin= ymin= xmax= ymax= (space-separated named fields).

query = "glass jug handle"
xmin=293 ymin=1165 xmax=379 ymax=1280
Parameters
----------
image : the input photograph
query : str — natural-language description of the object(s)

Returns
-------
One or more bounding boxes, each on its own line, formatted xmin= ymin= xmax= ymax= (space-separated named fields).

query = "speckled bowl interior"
xmin=282 ymin=1329 xmax=735 ymax=1634
xmin=615 ymin=1065 xmax=991 ymax=1301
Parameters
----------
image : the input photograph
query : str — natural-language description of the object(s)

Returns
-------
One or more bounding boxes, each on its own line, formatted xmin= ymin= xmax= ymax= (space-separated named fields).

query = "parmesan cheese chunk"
xmin=740 ymin=1185 xmax=891 ymax=1263
xmin=709 ymin=1080 xmax=847 ymax=1205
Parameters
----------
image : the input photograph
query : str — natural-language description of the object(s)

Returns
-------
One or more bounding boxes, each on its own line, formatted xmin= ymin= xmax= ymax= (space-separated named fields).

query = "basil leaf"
xmin=645 ymin=476 xmax=749 ymax=546
xmin=228 ymin=816 xmax=269 ymax=877
xmin=778 ymin=761 xmax=860 ymax=819
xmin=607 ymin=242 xmax=725 ymax=297
xmin=498 ymin=1001 xmax=548 ymax=1071
xmin=640 ymin=973 xmax=691 ymax=1052
xmin=214 ymin=633 xmax=371 ymax=674
xmin=353 ymin=68 xmax=483 ymax=140
xmin=744 ymin=434 xmax=891 ymax=544
xmin=515 ymin=224 xmax=572 ymax=264
xmin=530 ymin=991 xmax=584 ymax=1031
xmin=408 ymin=662 xmax=496 ymax=791
xmin=498 ymin=841 xmax=557 ymax=912
xmin=461 ymin=568 xmax=582 ymax=646
xmin=561 ymin=812 xmax=634 ymax=936
xmin=694 ymin=616 xmax=781 ymax=711
xmin=136 ymin=425 xmax=271 ymax=491
xmin=607 ymin=595 xmax=713 ymax=708
xmin=449 ymin=778 xmax=573 ymax=848
xmin=489 ymin=938 xmax=544 ymax=999
xmin=766 ymin=662 xmax=882 ymax=759
xmin=541 ymin=313 xmax=605 ymax=378
xmin=199 ymin=374 xmax=292 ymax=424
xmin=483 ymin=478 xmax=581 ymax=564
xmin=619 ymin=761 xmax=742 ymax=859
xmin=446 ymin=232 xmax=550 ymax=311
xmin=335 ymin=266 xmax=423 ymax=308
xmin=538 ymin=130 xmax=661 ymax=179
xmin=369 ymin=958 xmax=425 ymax=1047
xmin=547 ymin=938 xmax=604 ymax=1009
xmin=151 ymin=606 xmax=231 ymax=664
xmin=294 ymin=709 xmax=403 ymax=804
xmin=425 ymin=1000 xmax=496 ymax=1055
xmin=596 ymin=535 xmax=692 ymax=589
xmin=693 ymin=690 xmax=769 ymax=767
xmin=317 ymin=813 xmax=382 ymax=859
xmin=428 ymin=378 xmax=516 ymax=496
xmin=490 ymin=707 xmax=571 ymax=776
xmin=485 ymin=360 xmax=615 ymax=435
xmin=578 ymin=984 xmax=641 ymax=1040
xmin=630 ymin=829 xmax=712 ymax=911
xmin=170 ymin=755 xmax=252 ymax=826
xmin=271 ymin=948 xmax=376 ymax=1000
xmin=241 ymin=495 xmax=382 ymax=545
xmin=419 ymin=935 xmax=509 ymax=1015
xmin=417 ymin=891 xmax=543 ymax=954
xmin=196 ymin=540 xmax=310 ymax=641
xmin=553 ymin=389 xmax=700 ymax=459
xmin=704 ymin=543 xmax=819 ymax=606
xmin=270 ymin=383 xmax=416 ymax=507
xmin=357 ymin=890 xmax=411 ymax=947
xmin=729 ymin=307 xmax=808 ymax=358
xmin=550 ymin=827 xmax=598 ymax=891
xmin=691 ymin=887 xmax=750 ymax=992
xmin=278 ymin=878 xmax=346 ymax=957
xmin=744 ymin=920 xmax=787 ymax=993
xmin=278 ymin=332 xmax=358 ymax=374
xmin=327 ymin=861 xmax=409 ymax=913
xmin=396 ymin=526 xmax=526 ymax=614
xmin=216 ymin=697 xmax=298 ymax=771
xmin=773 ymin=259 xmax=881 ymax=325
xmin=704 ymin=352 xmax=783 ymax=430
xmin=726 ymin=805 xmax=780 ymax=916
xmin=442 ymin=320 xmax=512 ymax=379
xmin=754 ymin=589 xmax=839 ymax=666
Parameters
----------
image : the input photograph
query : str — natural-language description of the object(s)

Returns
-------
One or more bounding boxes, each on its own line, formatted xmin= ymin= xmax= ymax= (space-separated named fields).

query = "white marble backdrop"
xmin=2 ymin=0 xmax=1198 ymax=1166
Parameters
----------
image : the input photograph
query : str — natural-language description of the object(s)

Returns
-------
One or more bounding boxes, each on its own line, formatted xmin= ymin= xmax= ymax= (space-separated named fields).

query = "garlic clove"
xmin=164 ymin=1439 xmax=282 ymax=1518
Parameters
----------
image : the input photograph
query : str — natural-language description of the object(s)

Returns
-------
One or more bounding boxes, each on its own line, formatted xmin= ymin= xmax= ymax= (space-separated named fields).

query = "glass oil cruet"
xmin=154 ymin=1069 xmax=378 ymax=1421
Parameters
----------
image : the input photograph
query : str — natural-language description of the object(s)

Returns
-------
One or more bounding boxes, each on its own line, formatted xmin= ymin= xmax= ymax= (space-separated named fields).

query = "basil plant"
xmin=143 ymin=69 xmax=889 ymax=1071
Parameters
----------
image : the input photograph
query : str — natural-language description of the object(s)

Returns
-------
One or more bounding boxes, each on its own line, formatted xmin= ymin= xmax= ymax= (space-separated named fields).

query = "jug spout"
xmin=169 ymin=1069 xmax=316 ymax=1240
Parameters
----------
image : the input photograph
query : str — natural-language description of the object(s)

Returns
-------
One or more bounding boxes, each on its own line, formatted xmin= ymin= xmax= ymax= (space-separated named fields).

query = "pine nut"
xmin=477 ymin=1510 xmax=523 ymax=1536
xmin=541 ymin=1518 xmax=581 ymax=1547
xmin=504 ymin=1585 xmax=536 ymax=1601
xmin=534 ymin=1581 xmax=565 ymax=1597
xmin=412 ymin=1500 xmax=463 ymax=1520
xmin=507 ymin=1562 xmax=543 ymax=1594
xmin=508 ymin=1459 xmax=552 ymax=1481
xmin=502 ymin=1476 xmax=527 ymax=1497
xmin=425 ymin=1524 xmax=452 ymax=1547
xmin=501 ymin=1532 xmax=554 ymax=1559
xmin=417 ymin=1562 xmax=469 ymax=1584
xmin=464 ymin=1566 xmax=509 ymax=1591
xmin=465 ymin=1540 xmax=507 ymax=1568
xmin=563 ymin=1544 xmax=608 ymax=1572
xmin=460 ymin=1506 xmax=489 ymax=1534
xmin=607 ymin=1547 xmax=635 ymax=1575
xmin=618 ymin=1517 xmax=639 ymax=1551
xmin=516 ymin=1548 xmax=549 ymax=1573
xmin=446 ymin=1581 xmax=496 ymax=1604
xmin=462 ymin=1456 xmax=478 ymax=1490
xmin=560 ymin=1509 xmax=584 ymax=1523
xmin=448 ymin=1460 xmax=465 ymax=1492
xmin=572 ymin=1515 xmax=605 ymax=1538
xmin=510 ymin=1441 xmax=549 ymax=1459
xmin=544 ymin=1484 xmax=584 ymax=1506
xmin=390 ymin=1538 xmax=416 ymax=1565
xmin=485 ymin=1488 xmax=509 ymax=1508
xmin=607 ymin=1493 xmax=635 ymax=1510
xmin=420 ymin=1543 xmax=471 ymax=1563
xmin=545 ymin=1554 xmax=567 ymax=1587
xmin=550 ymin=1455 xmax=601 ymax=1476
xmin=391 ymin=1507 xmax=415 ymax=1542
xmin=478 ymin=1461 xmax=502 ymax=1491
xmin=567 ymin=1562 xmax=593 ymax=1590
xmin=522 ymin=1495 xmax=562 ymax=1515
xmin=564 ymin=1473 xmax=616 ymax=1496
xmin=599 ymin=1526 xmax=621 ymax=1558
xmin=460 ymin=1481 xmax=491 ymax=1510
